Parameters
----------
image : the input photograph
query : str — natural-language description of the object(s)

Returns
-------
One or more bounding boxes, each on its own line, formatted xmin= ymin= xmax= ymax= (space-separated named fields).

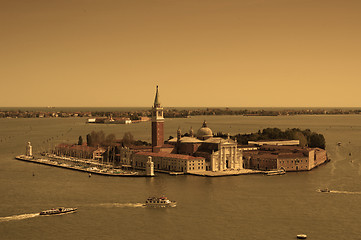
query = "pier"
xmin=187 ymin=169 xmax=264 ymax=177
xmin=15 ymin=155 xmax=153 ymax=177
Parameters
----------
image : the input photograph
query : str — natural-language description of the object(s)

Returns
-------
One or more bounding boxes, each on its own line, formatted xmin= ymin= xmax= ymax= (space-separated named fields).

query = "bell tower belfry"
xmin=151 ymin=86 xmax=164 ymax=152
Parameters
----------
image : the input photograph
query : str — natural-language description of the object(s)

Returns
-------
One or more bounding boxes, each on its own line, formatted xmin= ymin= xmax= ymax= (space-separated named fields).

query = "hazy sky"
xmin=1 ymin=0 xmax=360 ymax=107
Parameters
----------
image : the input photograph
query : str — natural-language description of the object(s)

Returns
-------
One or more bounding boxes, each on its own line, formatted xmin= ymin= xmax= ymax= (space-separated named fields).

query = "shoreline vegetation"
xmin=174 ymin=127 xmax=326 ymax=149
xmin=1 ymin=107 xmax=361 ymax=119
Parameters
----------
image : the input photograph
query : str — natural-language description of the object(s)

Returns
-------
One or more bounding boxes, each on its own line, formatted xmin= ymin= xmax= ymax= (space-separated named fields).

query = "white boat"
xmin=169 ymin=172 xmax=184 ymax=176
xmin=144 ymin=196 xmax=176 ymax=207
xmin=266 ymin=169 xmax=286 ymax=176
xmin=297 ymin=234 xmax=307 ymax=239
xmin=40 ymin=207 xmax=77 ymax=215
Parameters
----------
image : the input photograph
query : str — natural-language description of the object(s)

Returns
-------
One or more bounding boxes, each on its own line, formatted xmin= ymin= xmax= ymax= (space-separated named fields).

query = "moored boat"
xmin=40 ymin=207 xmax=77 ymax=215
xmin=266 ymin=169 xmax=286 ymax=176
xmin=144 ymin=196 xmax=176 ymax=207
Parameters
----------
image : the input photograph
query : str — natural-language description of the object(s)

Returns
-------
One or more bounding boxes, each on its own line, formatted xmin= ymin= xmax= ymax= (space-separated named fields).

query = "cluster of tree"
xmin=77 ymin=131 xmax=151 ymax=148
xmin=215 ymin=127 xmax=326 ymax=149
xmin=84 ymin=131 xmax=117 ymax=147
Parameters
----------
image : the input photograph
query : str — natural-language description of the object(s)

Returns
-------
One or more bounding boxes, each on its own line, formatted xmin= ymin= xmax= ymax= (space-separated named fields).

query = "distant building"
xmin=92 ymin=147 xmax=106 ymax=161
xmin=87 ymin=118 xmax=96 ymax=123
xmin=248 ymin=140 xmax=300 ymax=146
xmin=133 ymin=151 xmax=205 ymax=173
xmin=243 ymin=145 xmax=328 ymax=171
xmin=168 ymin=129 xmax=243 ymax=171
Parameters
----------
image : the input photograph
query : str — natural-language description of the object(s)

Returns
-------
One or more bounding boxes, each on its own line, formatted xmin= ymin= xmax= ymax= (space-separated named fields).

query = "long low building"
xmin=243 ymin=145 xmax=328 ymax=171
xmin=133 ymin=151 xmax=206 ymax=173
xmin=248 ymin=139 xmax=300 ymax=146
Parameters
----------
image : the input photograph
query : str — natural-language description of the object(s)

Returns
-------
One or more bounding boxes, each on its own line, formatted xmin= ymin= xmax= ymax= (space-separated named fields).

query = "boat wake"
xmin=317 ymin=189 xmax=361 ymax=195
xmin=330 ymin=190 xmax=361 ymax=195
xmin=0 ymin=213 xmax=39 ymax=223
xmin=92 ymin=203 xmax=145 ymax=208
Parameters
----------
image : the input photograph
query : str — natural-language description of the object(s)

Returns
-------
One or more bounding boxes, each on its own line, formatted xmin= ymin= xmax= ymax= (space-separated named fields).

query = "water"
xmin=1 ymin=115 xmax=361 ymax=239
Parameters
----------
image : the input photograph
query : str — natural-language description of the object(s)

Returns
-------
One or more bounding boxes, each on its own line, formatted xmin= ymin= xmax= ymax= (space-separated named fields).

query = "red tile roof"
xmin=135 ymin=151 xmax=204 ymax=161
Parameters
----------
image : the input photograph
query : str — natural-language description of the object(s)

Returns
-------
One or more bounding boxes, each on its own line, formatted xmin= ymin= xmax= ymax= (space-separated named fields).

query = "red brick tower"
xmin=152 ymin=86 xmax=164 ymax=152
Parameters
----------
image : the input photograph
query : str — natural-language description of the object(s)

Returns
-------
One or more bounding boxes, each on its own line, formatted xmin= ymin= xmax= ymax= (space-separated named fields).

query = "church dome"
xmin=197 ymin=121 xmax=213 ymax=140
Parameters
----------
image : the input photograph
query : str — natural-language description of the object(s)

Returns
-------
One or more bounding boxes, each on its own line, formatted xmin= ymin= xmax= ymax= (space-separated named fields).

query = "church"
xmin=132 ymin=86 xmax=244 ymax=173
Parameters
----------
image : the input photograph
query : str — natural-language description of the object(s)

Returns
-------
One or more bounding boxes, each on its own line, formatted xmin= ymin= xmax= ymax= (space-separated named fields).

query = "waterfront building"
xmin=116 ymin=146 xmax=133 ymax=167
xmin=133 ymin=151 xmax=205 ymax=173
xmin=92 ymin=147 xmax=106 ymax=161
xmin=168 ymin=125 xmax=243 ymax=171
xmin=248 ymin=139 xmax=300 ymax=146
xmin=243 ymin=145 xmax=328 ymax=171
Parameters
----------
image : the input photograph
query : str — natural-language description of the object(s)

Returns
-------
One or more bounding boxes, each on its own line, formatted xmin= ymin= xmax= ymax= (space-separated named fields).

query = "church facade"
xmin=168 ymin=122 xmax=243 ymax=171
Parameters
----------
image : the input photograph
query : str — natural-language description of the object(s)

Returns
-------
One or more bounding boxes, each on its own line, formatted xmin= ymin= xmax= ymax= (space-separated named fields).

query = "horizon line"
xmin=1 ymin=106 xmax=361 ymax=109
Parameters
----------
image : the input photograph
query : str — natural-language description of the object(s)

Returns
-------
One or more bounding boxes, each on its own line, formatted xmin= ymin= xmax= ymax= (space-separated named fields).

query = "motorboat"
xmin=40 ymin=207 xmax=77 ymax=215
xmin=169 ymin=172 xmax=184 ymax=176
xmin=297 ymin=234 xmax=307 ymax=239
xmin=144 ymin=196 xmax=176 ymax=207
xmin=319 ymin=188 xmax=330 ymax=193
xmin=266 ymin=169 xmax=286 ymax=176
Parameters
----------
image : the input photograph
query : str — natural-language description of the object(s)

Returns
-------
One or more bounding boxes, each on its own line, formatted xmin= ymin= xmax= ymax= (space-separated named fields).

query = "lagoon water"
xmin=1 ymin=115 xmax=361 ymax=239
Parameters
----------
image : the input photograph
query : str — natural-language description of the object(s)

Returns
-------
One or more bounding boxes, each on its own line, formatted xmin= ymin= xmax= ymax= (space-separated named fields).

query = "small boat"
xmin=144 ymin=196 xmax=176 ymax=207
xmin=266 ymin=169 xmax=286 ymax=176
xmin=169 ymin=172 xmax=184 ymax=176
xmin=297 ymin=234 xmax=307 ymax=239
xmin=320 ymin=188 xmax=330 ymax=193
xmin=40 ymin=207 xmax=77 ymax=215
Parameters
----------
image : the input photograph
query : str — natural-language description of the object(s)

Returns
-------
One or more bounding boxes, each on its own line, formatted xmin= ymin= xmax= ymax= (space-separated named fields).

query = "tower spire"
xmin=154 ymin=85 xmax=160 ymax=107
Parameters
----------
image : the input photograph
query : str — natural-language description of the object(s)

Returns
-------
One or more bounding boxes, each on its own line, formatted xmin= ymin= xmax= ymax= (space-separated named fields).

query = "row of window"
xmin=280 ymin=160 xmax=308 ymax=164
xmin=188 ymin=166 xmax=204 ymax=170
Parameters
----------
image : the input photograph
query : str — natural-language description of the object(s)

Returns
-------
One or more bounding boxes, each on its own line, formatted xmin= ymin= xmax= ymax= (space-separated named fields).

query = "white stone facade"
xmin=210 ymin=141 xmax=243 ymax=171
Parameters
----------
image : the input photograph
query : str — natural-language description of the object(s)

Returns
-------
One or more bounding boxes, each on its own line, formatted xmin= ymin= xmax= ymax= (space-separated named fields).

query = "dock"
xmin=15 ymin=155 xmax=153 ymax=177
xmin=188 ymin=169 xmax=264 ymax=177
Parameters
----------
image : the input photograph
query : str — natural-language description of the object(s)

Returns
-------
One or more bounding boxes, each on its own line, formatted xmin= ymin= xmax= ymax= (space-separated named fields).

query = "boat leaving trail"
xmin=40 ymin=207 xmax=77 ymax=216
xmin=96 ymin=203 xmax=145 ymax=208
xmin=144 ymin=197 xmax=176 ymax=208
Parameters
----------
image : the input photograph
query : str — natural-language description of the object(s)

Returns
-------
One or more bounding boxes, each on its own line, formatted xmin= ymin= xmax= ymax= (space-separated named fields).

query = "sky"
xmin=1 ymin=0 xmax=361 ymax=107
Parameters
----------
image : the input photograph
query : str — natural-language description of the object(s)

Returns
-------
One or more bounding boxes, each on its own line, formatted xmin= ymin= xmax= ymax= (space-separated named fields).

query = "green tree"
xmin=292 ymin=131 xmax=308 ymax=147
xmin=90 ymin=130 xmax=105 ymax=147
xmin=104 ymin=134 xmax=116 ymax=146
xmin=78 ymin=136 xmax=83 ymax=145
xmin=122 ymin=132 xmax=134 ymax=146
xmin=86 ymin=134 xmax=92 ymax=146
xmin=309 ymin=133 xmax=326 ymax=149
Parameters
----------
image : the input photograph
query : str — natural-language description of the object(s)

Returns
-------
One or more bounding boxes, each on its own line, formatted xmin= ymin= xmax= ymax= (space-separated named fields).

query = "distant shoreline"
xmin=1 ymin=107 xmax=361 ymax=119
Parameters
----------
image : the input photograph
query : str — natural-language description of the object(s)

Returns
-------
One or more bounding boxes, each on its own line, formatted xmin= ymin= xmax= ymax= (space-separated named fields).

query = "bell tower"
xmin=152 ymin=86 xmax=164 ymax=152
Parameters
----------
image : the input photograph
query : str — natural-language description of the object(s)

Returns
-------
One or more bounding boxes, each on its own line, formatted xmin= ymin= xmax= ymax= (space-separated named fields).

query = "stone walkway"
xmin=188 ymin=169 xmax=264 ymax=177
